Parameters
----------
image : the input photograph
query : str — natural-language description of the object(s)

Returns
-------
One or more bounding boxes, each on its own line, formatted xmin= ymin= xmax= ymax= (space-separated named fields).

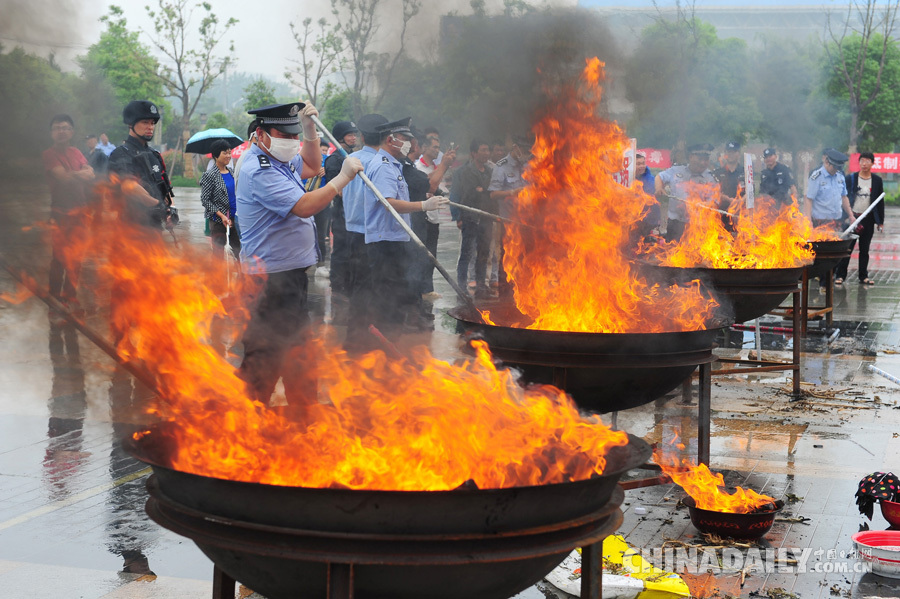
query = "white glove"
xmin=422 ymin=195 xmax=450 ymax=212
xmin=329 ymin=157 xmax=364 ymax=190
xmin=301 ymin=101 xmax=319 ymax=140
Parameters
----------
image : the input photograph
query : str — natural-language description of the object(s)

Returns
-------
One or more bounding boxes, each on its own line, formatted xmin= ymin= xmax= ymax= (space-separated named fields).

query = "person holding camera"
xmin=108 ymin=100 xmax=177 ymax=230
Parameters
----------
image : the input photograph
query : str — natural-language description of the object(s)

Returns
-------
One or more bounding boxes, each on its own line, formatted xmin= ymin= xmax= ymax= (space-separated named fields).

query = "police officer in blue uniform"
xmin=108 ymin=100 xmax=176 ymax=228
xmin=758 ymin=148 xmax=797 ymax=205
xmin=804 ymin=148 xmax=853 ymax=229
xmin=655 ymin=143 xmax=718 ymax=241
xmin=236 ymin=101 xmax=363 ymax=405
xmin=323 ymin=120 xmax=359 ymax=296
xmin=713 ymin=140 xmax=744 ymax=203
xmin=488 ymin=134 xmax=530 ymax=299
xmin=361 ymin=117 xmax=448 ymax=342
xmin=340 ymin=113 xmax=388 ymax=351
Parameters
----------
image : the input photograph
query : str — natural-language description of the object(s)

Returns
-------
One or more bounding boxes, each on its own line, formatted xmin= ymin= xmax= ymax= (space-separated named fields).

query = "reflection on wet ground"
xmin=1 ymin=184 xmax=900 ymax=597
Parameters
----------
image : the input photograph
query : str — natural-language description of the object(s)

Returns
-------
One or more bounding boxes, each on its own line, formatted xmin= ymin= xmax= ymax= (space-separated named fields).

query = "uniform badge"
xmin=152 ymin=165 xmax=160 ymax=173
xmin=777 ymin=177 xmax=783 ymax=185
xmin=289 ymin=104 xmax=300 ymax=116
xmin=290 ymin=163 xmax=296 ymax=173
xmin=397 ymin=175 xmax=403 ymax=181
xmin=810 ymin=170 xmax=821 ymax=180
xmin=258 ymin=155 xmax=271 ymax=169
xmin=676 ymin=172 xmax=684 ymax=178
xmin=382 ymin=156 xmax=390 ymax=163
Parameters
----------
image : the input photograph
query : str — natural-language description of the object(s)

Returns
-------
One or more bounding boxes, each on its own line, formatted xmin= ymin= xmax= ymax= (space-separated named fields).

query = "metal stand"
xmin=619 ymin=361 xmax=712 ymax=491
xmin=716 ymin=289 xmax=802 ymax=398
xmin=798 ymin=265 xmax=835 ymax=336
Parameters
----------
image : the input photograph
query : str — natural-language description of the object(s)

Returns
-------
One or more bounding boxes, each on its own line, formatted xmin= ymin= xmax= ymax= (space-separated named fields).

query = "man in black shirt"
xmin=108 ymin=100 xmax=176 ymax=229
xmin=452 ymin=139 xmax=494 ymax=299
xmin=758 ymin=148 xmax=797 ymax=205
xmin=714 ymin=140 xmax=744 ymax=207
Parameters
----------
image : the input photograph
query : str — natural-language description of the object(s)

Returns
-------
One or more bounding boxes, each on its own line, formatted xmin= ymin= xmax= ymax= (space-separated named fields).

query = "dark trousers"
xmin=314 ymin=202 xmax=332 ymax=266
xmin=209 ymin=219 xmax=241 ymax=254
xmin=457 ymin=219 xmax=492 ymax=289
xmin=664 ymin=218 xmax=686 ymax=242
xmin=496 ymin=223 xmax=512 ymax=297
xmin=239 ymin=268 xmax=316 ymax=406
xmin=367 ymin=241 xmax=415 ymax=337
xmin=49 ymin=212 xmax=86 ymax=303
xmin=344 ymin=231 xmax=371 ymax=350
xmin=836 ymin=213 xmax=876 ymax=281
xmin=330 ymin=196 xmax=350 ymax=294
xmin=409 ymin=212 xmax=440 ymax=295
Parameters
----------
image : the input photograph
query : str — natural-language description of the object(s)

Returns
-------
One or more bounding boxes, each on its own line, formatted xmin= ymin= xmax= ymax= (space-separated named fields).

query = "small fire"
xmin=655 ymin=442 xmax=774 ymax=514
xmin=59 ymin=177 xmax=630 ymax=491
xmin=810 ymin=223 xmax=843 ymax=241
xmin=503 ymin=57 xmax=718 ymax=333
xmin=642 ymin=196 xmax=814 ymax=269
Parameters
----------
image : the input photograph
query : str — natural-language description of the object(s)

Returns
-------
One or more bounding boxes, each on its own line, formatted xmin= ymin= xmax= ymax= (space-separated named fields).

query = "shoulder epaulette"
xmin=810 ymin=169 xmax=821 ymax=180
xmin=382 ymin=156 xmax=390 ymax=163
xmin=496 ymin=157 xmax=508 ymax=166
xmin=258 ymin=154 xmax=271 ymax=169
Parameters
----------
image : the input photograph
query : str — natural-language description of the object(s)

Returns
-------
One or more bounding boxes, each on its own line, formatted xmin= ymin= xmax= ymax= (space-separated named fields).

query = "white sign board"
xmin=613 ymin=138 xmax=637 ymax=188
xmin=744 ymin=152 xmax=755 ymax=209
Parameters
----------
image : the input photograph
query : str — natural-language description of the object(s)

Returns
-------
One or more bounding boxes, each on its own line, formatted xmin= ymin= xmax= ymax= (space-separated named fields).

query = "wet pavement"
xmin=1 ymin=183 xmax=900 ymax=598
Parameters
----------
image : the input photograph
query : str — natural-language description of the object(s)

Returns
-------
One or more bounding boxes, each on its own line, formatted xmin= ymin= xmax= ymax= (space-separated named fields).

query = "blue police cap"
xmin=824 ymin=148 xmax=849 ymax=167
xmin=376 ymin=117 xmax=413 ymax=137
xmin=332 ymin=120 xmax=359 ymax=141
xmin=687 ymin=143 xmax=714 ymax=155
xmin=763 ymin=147 xmax=777 ymax=158
xmin=248 ymin=102 xmax=305 ymax=134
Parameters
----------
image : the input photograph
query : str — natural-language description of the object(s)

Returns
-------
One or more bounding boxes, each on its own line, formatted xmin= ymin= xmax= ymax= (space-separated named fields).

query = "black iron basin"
xmin=643 ymin=264 xmax=804 ymax=324
xmin=127 ymin=425 xmax=649 ymax=599
xmin=807 ymin=237 xmax=857 ymax=279
xmin=449 ymin=305 xmax=725 ymax=413
xmin=683 ymin=496 xmax=784 ymax=540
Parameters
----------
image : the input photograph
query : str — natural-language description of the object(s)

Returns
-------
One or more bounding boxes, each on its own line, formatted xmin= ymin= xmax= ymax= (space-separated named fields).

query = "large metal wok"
xmin=127 ymin=424 xmax=650 ymax=599
xmin=807 ymin=237 xmax=856 ymax=279
xmin=643 ymin=263 xmax=804 ymax=324
xmin=449 ymin=304 xmax=725 ymax=413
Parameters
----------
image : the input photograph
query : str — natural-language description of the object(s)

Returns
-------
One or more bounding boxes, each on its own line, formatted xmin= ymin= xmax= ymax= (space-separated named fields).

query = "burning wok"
xmin=127 ymin=424 xmax=650 ymax=599
xmin=450 ymin=304 xmax=725 ymax=413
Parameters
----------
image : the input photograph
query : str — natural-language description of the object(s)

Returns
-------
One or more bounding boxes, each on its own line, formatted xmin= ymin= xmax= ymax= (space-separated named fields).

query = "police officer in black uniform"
xmin=108 ymin=100 xmax=176 ymax=229
xmin=713 ymin=140 xmax=744 ymax=206
xmin=758 ymin=148 xmax=797 ymax=205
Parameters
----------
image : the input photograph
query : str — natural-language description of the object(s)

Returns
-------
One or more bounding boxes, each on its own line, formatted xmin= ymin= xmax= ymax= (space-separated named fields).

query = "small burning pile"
xmin=63 ymin=178 xmax=630 ymax=491
xmin=810 ymin=223 xmax=844 ymax=241
xmin=503 ymin=58 xmax=719 ymax=334
xmin=655 ymin=443 xmax=775 ymax=514
xmin=641 ymin=196 xmax=814 ymax=269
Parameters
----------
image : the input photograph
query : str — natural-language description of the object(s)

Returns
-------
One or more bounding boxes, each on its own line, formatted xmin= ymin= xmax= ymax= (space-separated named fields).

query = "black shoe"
xmin=474 ymin=286 xmax=494 ymax=300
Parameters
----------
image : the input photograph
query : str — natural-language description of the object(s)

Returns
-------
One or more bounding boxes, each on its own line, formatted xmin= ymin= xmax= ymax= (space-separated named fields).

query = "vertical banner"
xmin=744 ymin=152 xmax=755 ymax=209
xmin=614 ymin=138 xmax=637 ymax=187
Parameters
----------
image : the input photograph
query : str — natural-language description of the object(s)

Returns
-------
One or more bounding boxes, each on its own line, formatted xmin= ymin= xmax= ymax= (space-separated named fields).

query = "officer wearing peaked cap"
xmin=235 ymin=101 xmax=364 ymax=406
xmin=108 ymin=100 xmax=176 ymax=228
xmin=655 ymin=142 xmax=718 ymax=241
xmin=358 ymin=117 xmax=448 ymax=343
xmin=759 ymin=148 xmax=797 ymax=205
xmin=714 ymin=140 xmax=745 ymax=203
xmin=324 ymin=120 xmax=360 ymax=296
xmin=804 ymin=148 xmax=853 ymax=228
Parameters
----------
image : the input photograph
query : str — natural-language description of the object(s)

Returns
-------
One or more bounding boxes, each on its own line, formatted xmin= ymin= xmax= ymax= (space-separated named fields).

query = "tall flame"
xmin=643 ymin=196 xmax=815 ymax=269
xmin=503 ymin=57 xmax=719 ymax=333
xmin=655 ymin=442 xmax=774 ymax=514
xmin=53 ymin=177 xmax=629 ymax=491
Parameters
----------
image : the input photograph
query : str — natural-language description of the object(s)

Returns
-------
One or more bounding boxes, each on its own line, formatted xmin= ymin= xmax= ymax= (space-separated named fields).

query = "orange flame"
xmin=654 ymin=442 xmax=774 ymax=514
xmin=643 ymin=195 xmax=815 ymax=269
xmin=62 ymin=177 xmax=629 ymax=490
xmin=810 ymin=223 xmax=843 ymax=241
xmin=503 ymin=57 xmax=718 ymax=333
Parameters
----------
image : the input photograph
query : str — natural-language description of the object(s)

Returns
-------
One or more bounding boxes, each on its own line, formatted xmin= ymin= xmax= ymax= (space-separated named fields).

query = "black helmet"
xmin=123 ymin=100 xmax=161 ymax=126
xmin=332 ymin=120 xmax=359 ymax=143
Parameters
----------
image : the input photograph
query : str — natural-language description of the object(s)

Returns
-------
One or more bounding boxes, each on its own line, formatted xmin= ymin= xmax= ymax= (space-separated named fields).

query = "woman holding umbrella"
xmin=200 ymin=139 xmax=241 ymax=260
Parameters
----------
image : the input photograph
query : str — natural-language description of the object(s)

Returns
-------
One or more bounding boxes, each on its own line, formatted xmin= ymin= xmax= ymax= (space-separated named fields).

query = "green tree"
xmin=78 ymin=5 xmax=170 ymax=142
xmin=824 ymin=0 xmax=900 ymax=152
xmin=321 ymin=85 xmax=356 ymax=131
xmin=242 ymin=78 xmax=277 ymax=111
xmin=824 ymin=32 xmax=900 ymax=152
xmin=285 ymin=17 xmax=344 ymax=107
xmin=204 ymin=111 xmax=229 ymax=129
xmin=624 ymin=14 xmax=761 ymax=150
xmin=145 ymin=0 xmax=238 ymax=174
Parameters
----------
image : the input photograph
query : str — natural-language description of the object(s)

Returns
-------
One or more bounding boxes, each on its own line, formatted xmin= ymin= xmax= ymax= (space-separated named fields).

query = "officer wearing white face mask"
xmin=235 ymin=101 xmax=363 ymax=406
xmin=359 ymin=117 xmax=448 ymax=342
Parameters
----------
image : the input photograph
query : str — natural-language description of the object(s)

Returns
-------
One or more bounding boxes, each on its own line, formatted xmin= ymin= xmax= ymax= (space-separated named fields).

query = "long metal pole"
xmin=446 ymin=201 xmax=529 ymax=227
xmin=840 ymin=192 xmax=885 ymax=239
xmin=0 ymin=258 xmax=162 ymax=395
xmin=310 ymin=115 xmax=483 ymax=320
